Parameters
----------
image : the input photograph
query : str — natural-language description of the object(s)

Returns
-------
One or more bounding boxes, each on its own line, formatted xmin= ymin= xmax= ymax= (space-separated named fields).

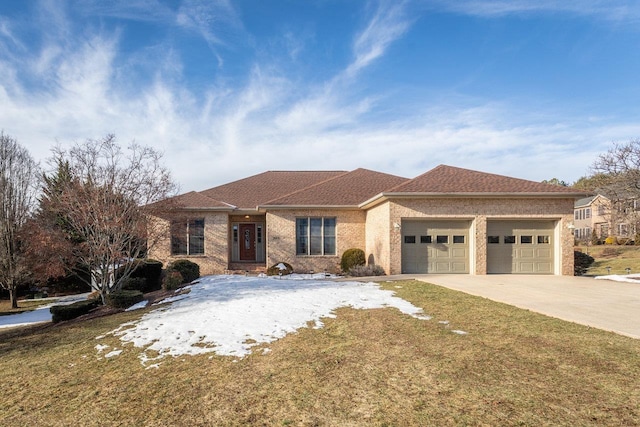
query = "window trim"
xmin=171 ymin=218 xmax=205 ymax=256
xmin=296 ymin=217 xmax=337 ymax=256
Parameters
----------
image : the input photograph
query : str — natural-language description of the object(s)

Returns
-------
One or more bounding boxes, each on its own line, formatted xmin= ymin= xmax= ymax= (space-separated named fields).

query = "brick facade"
xmin=381 ymin=197 xmax=575 ymax=275
xmin=266 ymin=209 xmax=366 ymax=273
xmin=148 ymin=212 xmax=229 ymax=276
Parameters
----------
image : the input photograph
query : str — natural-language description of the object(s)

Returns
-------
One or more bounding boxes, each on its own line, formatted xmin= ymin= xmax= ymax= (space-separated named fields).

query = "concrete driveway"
xmin=395 ymin=274 xmax=640 ymax=339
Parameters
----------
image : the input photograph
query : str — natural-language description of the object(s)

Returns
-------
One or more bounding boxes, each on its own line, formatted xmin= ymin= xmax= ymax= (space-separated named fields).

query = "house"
xmin=148 ymin=165 xmax=588 ymax=276
xmin=573 ymin=195 xmax=611 ymax=242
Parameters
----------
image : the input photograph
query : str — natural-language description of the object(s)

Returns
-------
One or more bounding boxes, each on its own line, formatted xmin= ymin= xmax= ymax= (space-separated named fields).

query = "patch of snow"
xmin=125 ymin=300 xmax=149 ymax=311
xmin=107 ymin=275 xmax=431 ymax=365
xmin=595 ymin=274 xmax=640 ymax=283
xmin=95 ymin=344 xmax=109 ymax=353
xmin=105 ymin=349 xmax=122 ymax=358
xmin=438 ymin=320 xmax=449 ymax=325
xmin=451 ymin=330 xmax=468 ymax=335
xmin=0 ymin=292 xmax=92 ymax=329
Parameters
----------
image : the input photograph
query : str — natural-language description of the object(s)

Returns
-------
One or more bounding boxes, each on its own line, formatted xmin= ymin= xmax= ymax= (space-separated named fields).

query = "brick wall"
xmin=147 ymin=212 xmax=229 ymax=276
xmin=384 ymin=197 xmax=575 ymax=275
xmin=365 ymin=202 xmax=391 ymax=272
xmin=266 ymin=209 xmax=366 ymax=273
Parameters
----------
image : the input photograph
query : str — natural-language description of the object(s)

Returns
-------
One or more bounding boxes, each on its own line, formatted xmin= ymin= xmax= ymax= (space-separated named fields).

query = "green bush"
xmin=106 ymin=290 xmax=144 ymax=309
xmin=167 ymin=260 xmax=200 ymax=284
xmin=50 ymin=299 xmax=99 ymax=323
xmin=267 ymin=262 xmax=293 ymax=276
xmin=121 ymin=277 xmax=147 ymax=292
xmin=348 ymin=264 xmax=386 ymax=277
xmin=574 ymin=251 xmax=595 ymax=276
xmin=340 ymin=248 xmax=366 ymax=273
xmin=162 ymin=270 xmax=183 ymax=290
xmin=116 ymin=259 xmax=163 ymax=293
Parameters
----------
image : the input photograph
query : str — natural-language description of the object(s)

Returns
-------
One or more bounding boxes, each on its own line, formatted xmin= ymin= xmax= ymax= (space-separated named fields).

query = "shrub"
xmin=167 ymin=260 xmax=200 ymax=284
xmin=163 ymin=270 xmax=183 ymax=290
xmin=116 ymin=259 xmax=163 ymax=293
xmin=340 ymin=248 xmax=366 ymax=273
xmin=348 ymin=264 xmax=386 ymax=277
xmin=50 ymin=299 xmax=100 ymax=323
xmin=617 ymin=237 xmax=631 ymax=245
xmin=604 ymin=236 xmax=616 ymax=245
xmin=106 ymin=290 xmax=144 ymax=309
xmin=267 ymin=262 xmax=293 ymax=276
xmin=574 ymin=251 xmax=595 ymax=276
xmin=121 ymin=277 xmax=147 ymax=292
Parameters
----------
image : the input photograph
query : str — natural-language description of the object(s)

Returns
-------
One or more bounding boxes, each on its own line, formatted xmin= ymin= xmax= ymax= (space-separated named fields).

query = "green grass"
xmin=1 ymin=280 xmax=639 ymax=426
xmin=576 ymin=244 xmax=640 ymax=275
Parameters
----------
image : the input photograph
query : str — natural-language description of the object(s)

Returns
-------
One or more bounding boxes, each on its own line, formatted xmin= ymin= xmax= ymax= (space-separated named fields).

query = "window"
xmin=404 ymin=236 xmax=416 ymax=244
xmin=257 ymin=226 xmax=262 ymax=244
xmin=171 ymin=218 xmax=205 ymax=255
xmin=504 ymin=236 xmax=516 ymax=244
xmin=574 ymin=211 xmax=579 ymax=220
xmin=585 ymin=208 xmax=591 ymax=219
xmin=436 ymin=235 xmax=448 ymax=244
xmin=538 ymin=235 xmax=550 ymax=244
xmin=420 ymin=235 xmax=431 ymax=244
xmin=487 ymin=236 xmax=500 ymax=244
xmin=453 ymin=235 xmax=465 ymax=244
xmin=296 ymin=217 xmax=336 ymax=255
xmin=520 ymin=235 xmax=533 ymax=244
xmin=598 ymin=205 xmax=605 ymax=216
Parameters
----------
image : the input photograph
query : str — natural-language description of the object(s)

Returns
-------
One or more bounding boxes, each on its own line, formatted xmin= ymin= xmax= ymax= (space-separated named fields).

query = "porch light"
xmin=245 ymin=215 xmax=250 ymax=219
xmin=394 ymin=222 xmax=401 ymax=230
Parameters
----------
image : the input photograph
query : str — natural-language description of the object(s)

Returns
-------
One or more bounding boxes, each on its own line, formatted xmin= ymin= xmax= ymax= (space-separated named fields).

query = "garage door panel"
xmin=487 ymin=220 xmax=554 ymax=274
xmin=402 ymin=220 xmax=470 ymax=274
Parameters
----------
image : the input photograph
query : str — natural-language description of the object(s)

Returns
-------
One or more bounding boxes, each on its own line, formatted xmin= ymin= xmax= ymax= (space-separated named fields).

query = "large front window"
xmin=296 ymin=217 xmax=336 ymax=255
xmin=171 ymin=218 xmax=205 ymax=255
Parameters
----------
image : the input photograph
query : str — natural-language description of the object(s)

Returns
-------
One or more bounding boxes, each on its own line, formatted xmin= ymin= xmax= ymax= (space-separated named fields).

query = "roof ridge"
xmin=260 ymin=170 xmax=354 ymax=206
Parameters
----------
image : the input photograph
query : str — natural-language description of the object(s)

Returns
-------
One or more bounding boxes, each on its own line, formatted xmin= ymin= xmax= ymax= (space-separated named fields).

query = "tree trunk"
xmin=9 ymin=287 xmax=18 ymax=309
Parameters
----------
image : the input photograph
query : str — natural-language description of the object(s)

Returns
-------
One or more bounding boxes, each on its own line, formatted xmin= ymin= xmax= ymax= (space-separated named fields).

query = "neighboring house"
xmin=149 ymin=165 xmax=588 ymax=276
xmin=573 ymin=195 xmax=612 ymax=241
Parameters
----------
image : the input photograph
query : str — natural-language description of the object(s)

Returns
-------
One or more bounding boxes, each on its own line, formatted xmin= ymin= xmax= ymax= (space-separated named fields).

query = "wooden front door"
xmin=239 ymin=224 xmax=256 ymax=261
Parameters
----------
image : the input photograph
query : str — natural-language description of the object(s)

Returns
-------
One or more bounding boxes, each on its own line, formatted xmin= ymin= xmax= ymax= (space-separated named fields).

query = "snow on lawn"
xmin=101 ymin=275 xmax=432 ymax=366
xmin=0 ymin=293 xmax=91 ymax=329
xmin=595 ymin=274 xmax=640 ymax=284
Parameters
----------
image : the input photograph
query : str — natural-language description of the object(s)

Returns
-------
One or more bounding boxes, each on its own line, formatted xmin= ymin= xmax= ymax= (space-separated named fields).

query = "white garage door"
xmin=401 ymin=220 xmax=470 ymax=274
xmin=486 ymin=220 xmax=555 ymax=274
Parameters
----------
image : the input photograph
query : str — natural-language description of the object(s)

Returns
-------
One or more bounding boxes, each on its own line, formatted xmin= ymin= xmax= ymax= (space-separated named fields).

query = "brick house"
xmin=148 ymin=165 xmax=587 ymax=276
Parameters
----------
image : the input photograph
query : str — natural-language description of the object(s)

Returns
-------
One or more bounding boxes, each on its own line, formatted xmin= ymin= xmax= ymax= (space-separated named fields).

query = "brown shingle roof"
xmin=199 ymin=171 xmax=346 ymax=209
xmin=173 ymin=191 xmax=233 ymax=209
xmin=388 ymin=165 xmax=584 ymax=194
xmin=262 ymin=168 xmax=409 ymax=207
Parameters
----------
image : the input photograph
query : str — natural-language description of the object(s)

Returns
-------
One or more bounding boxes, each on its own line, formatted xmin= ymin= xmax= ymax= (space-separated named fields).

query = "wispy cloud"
xmin=427 ymin=0 xmax=640 ymax=24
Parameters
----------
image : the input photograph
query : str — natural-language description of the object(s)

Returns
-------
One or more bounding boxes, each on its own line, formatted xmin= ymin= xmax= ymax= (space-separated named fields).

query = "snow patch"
xmin=106 ymin=275 xmax=431 ymax=365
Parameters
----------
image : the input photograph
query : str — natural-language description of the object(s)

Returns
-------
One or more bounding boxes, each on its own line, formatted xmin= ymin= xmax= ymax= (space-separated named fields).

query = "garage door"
xmin=486 ymin=221 xmax=555 ymax=274
xmin=401 ymin=220 xmax=470 ymax=274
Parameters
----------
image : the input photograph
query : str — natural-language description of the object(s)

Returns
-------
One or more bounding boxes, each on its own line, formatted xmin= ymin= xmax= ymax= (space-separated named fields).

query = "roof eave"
xmin=258 ymin=204 xmax=360 ymax=211
xmin=360 ymin=191 xmax=590 ymax=210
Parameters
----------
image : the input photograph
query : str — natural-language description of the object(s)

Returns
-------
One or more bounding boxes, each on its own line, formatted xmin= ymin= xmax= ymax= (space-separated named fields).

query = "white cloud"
xmin=426 ymin=0 xmax=640 ymax=24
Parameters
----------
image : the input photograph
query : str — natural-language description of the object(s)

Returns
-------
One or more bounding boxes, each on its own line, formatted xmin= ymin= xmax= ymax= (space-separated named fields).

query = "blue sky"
xmin=1 ymin=0 xmax=639 ymax=191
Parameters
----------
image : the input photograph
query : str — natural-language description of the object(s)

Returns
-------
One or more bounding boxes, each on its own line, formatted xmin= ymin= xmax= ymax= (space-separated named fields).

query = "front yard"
xmin=0 ymin=278 xmax=638 ymax=426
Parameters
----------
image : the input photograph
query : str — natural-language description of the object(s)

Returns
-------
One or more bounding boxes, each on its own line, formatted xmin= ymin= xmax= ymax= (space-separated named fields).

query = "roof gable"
xmin=262 ymin=168 xmax=408 ymax=207
xmin=388 ymin=165 xmax=583 ymax=194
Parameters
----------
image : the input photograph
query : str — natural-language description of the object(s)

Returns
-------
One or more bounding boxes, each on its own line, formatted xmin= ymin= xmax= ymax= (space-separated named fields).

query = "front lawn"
xmin=576 ymin=244 xmax=640 ymax=276
xmin=0 ymin=279 xmax=638 ymax=426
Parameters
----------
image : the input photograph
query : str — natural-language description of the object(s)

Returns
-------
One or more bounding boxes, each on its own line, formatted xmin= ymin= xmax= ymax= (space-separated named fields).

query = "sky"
xmin=1 ymin=0 xmax=640 ymax=192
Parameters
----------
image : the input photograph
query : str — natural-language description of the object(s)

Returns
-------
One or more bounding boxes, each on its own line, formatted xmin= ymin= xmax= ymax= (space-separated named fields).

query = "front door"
xmin=239 ymin=223 xmax=256 ymax=261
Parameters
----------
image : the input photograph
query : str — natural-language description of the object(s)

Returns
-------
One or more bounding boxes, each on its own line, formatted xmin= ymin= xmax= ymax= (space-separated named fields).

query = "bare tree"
xmin=41 ymin=135 xmax=177 ymax=303
xmin=591 ymin=138 xmax=640 ymax=238
xmin=0 ymin=133 xmax=40 ymax=308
